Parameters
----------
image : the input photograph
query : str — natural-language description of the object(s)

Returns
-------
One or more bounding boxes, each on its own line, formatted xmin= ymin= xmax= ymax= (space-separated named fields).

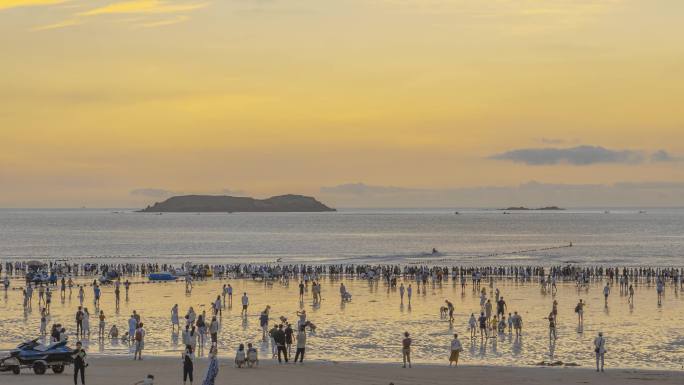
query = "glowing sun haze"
xmin=1 ymin=0 xmax=682 ymax=207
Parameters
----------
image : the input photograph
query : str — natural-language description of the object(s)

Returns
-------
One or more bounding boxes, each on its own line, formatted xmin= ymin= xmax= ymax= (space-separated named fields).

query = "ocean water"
xmin=1 ymin=208 xmax=683 ymax=369
xmin=0 ymin=208 xmax=683 ymax=265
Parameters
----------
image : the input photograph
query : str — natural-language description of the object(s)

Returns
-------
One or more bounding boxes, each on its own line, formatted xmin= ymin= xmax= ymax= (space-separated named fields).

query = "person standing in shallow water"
xmin=575 ymin=299 xmax=585 ymax=326
xmin=407 ymin=284 xmax=412 ymax=304
xmin=594 ymin=332 xmax=606 ymax=372
xmin=449 ymin=333 xmax=462 ymax=367
xmin=399 ymin=283 xmax=405 ymax=303
xmin=402 ymin=332 xmax=412 ymax=368
xmin=241 ymin=293 xmax=249 ymax=316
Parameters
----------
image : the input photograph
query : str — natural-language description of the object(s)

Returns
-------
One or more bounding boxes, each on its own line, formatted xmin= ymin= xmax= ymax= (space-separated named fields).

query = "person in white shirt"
xmin=241 ymin=293 xmax=249 ymax=316
xmin=128 ymin=315 xmax=137 ymax=343
xmin=593 ymin=332 xmax=606 ymax=372
xmin=468 ymin=313 xmax=477 ymax=339
xmin=449 ymin=334 xmax=462 ymax=366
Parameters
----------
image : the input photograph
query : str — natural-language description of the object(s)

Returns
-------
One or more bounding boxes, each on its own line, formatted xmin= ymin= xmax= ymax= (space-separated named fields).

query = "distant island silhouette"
xmin=499 ymin=206 xmax=565 ymax=211
xmin=139 ymin=194 xmax=336 ymax=213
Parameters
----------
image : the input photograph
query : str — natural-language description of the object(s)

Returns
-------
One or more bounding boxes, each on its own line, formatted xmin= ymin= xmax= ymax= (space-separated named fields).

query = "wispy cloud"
xmin=489 ymin=145 xmax=644 ymax=166
xmin=135 ymin=14 xmax=188 ymax=28
xmin=0 ymin=0 xmax=67 ymax=11
xmin=31 ymin=17 xmax=81 ymax=30
xmin=28 ymin=0 xmax=209 ymax=31
xmin=78 ymin=0 xmax=207 ymax=17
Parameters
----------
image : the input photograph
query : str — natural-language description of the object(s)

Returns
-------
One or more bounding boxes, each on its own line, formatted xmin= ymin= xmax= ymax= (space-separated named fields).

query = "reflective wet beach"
xmin=1 ymin=276 xmax=682 ymax=370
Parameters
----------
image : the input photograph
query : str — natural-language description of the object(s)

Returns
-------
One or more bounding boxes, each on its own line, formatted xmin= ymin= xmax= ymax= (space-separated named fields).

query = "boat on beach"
xmin=148 ymin=272 xmax=177 ymax=281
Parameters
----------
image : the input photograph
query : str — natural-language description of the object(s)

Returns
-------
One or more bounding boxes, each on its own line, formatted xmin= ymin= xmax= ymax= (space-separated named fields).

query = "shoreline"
xmin=2 ymin=356 xmax=682 ymax=385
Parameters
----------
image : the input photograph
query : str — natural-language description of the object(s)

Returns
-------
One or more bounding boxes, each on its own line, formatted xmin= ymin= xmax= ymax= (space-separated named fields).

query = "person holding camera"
xmin=73 ymin=341 xmax=87 ymax=385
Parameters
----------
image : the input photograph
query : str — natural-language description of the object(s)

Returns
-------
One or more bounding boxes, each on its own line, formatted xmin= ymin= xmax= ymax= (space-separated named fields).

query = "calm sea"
xmin=1 ymin=208 xmax=682 ymax=266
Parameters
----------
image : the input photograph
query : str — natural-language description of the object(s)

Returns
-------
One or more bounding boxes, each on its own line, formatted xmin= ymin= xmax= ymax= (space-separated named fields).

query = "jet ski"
xmin=0 ymin=338 xmax=74 ymax=375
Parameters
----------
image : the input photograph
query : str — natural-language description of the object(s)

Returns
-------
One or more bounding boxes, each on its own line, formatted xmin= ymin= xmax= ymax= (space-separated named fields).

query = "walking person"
xmin=449 ymin=333 xmax=462 ymax=366
xmin=594 ymin=332 xmax=606 ymax=372
xmin=182 ymin=345 xmax=194 ymax=385
xmin=496 ymin=296 xmax=507 ymax=317
xmin=82 ymin=308 xmax=91 ymax=339
xmin=171 ymin=304 xmax=180 ymax=332
xmin=603 ymin=283 xmax=610 ymax=307
xmin=72 ymin=341 xmax=87 ymax=385
xmin=40 ymin=308 xmax=48 ymax=336
xmin=402 ymin=332 xmax=412 ymax=368
xmin=98 ymin=310 xmax=106 ymax=339
xmin=209 ymin=316 xmax=219 ymax=347
xmin=478 ymin=312 xmax=488 ymax=339
xmin=201 ymin=346 xmax=219 ymax=385
xmin=575 ymin=299 xmax=585 ymax=326
xmin=512 ymin=311 xmax=523 ymax=336
xmin=548 ymin=312 xmax=557 ymax=340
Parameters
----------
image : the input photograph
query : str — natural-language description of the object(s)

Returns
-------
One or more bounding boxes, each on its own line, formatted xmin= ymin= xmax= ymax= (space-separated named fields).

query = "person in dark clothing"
xmin=496 ymin=297 xmax=507 ymax=317
xmin=273 ymin=324 xmax=288 ymax=363
xmin=284 ymin=323 xmax=294 ymax=356
xmin=73 ymin=341 xmax=87 ymax=385
xmin=182 ymin=345 xmax=194 ymax=385
xmin=76 ymin=307 xmax=84 ymax=337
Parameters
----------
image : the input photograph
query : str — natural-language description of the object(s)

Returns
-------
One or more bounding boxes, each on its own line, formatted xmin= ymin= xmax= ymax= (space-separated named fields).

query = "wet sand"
xmin=2 ymin=356 xmax=682 ymax=385
xmin=2 ymin=276 xmax=683 ymax=369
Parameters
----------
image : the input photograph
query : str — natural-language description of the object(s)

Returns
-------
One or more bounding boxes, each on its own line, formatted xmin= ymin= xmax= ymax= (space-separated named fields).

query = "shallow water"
xmin=1 ymin=276 xmax=682 ymax=370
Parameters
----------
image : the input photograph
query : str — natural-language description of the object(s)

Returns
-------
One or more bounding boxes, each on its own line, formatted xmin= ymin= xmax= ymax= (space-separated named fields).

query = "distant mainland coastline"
xmin=139 ymin=194 xmax=336 ymax=213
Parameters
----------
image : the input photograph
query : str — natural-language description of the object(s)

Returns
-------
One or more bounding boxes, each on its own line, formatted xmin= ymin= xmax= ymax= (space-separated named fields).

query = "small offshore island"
xmin=500 ymin=206 xmax=565 ymax=211
xmin=139 ymin=194 xmax=336 ymax=212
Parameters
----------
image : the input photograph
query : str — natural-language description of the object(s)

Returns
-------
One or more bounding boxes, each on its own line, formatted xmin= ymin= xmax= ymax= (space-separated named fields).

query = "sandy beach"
xmin=2 ymin=356 xmax=682 ymax=385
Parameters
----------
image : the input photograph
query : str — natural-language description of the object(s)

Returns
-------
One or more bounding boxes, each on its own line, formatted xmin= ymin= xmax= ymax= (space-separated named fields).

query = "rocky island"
xmin=500 ymin=206 xmax=565 ymax=211
xmin=139 ymin=194 xmax=336 ymax=213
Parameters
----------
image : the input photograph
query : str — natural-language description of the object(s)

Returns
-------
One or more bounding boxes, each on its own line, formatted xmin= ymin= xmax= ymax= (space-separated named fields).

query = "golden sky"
xmin=1 ymin=0 xmax=683 ymax=207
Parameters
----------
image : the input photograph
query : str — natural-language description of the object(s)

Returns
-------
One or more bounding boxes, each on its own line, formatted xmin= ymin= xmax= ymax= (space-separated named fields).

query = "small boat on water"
xmin=148 ymin=272 xmax=177 ymax=281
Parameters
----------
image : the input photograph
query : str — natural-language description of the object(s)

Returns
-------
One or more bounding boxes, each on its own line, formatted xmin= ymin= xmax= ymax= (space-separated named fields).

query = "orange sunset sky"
xmin=1 ymin=1 xmax=683 ymax=207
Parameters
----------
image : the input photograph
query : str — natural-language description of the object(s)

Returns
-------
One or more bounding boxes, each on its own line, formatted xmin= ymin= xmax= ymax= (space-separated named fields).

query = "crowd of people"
xmin=2 ymin=259 xmax=683 ymax=383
